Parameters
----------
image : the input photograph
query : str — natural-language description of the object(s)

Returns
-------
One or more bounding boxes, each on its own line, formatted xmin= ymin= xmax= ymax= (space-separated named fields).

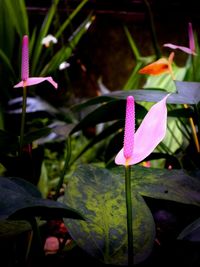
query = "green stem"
xmin=125 ymin=165 xmax=134 ymax=266
xmin=54 ymin=137 xmax=71 ymax=200
xmin=19 ymin=86 xmax=27 ymax=156
xmin=28 ymin=217 xmax=44 ymax=263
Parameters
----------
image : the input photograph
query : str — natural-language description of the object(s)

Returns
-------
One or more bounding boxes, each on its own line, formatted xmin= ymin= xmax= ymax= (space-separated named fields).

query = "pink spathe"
xmin=115 ymin=94 xmax=170 ymax=166
xmin=14 ymin=77 xmax=58 ymax=88
xmin=14 ymin=35 xmax=58 ymax=89
xmin=188 ymin=22 xmax=195 ymax=54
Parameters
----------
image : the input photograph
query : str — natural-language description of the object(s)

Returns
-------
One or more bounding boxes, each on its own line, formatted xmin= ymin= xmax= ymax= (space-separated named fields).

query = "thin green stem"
xmin=28 ymin=217 xmax=44 ymax=263
xmin=19 ymin=86 xmax=27 ymax=156
xmin=54 ymin=137 xmax=71 ymax=200
xmin=125 ymin=165 xmax=134 ymax=266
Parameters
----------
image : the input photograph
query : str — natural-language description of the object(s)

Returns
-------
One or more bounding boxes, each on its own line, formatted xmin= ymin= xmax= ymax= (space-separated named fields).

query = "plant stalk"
xmin=54 ymin=137 xmax=71 ymax=200
xmin=19 ymin=86 xmax=27 ymax=156
xmin=125 ymin=165 xmax=134 ymax=266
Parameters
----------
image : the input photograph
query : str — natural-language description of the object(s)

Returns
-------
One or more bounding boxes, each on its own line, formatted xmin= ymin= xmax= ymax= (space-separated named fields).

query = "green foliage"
xmin=64 ymin=164 xmax=155 ymax=265
xmin=0 ymin=176 xmax=83 ymax=220
xmin=63 ymin=164 xmax=200 ymax=265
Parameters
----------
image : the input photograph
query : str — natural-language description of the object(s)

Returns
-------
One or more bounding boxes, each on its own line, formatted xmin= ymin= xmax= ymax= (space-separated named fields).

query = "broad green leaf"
xmin=107 ymin=88 xmax=199 ymax=104
xmin=64 ymin=164 xmax=155 ymax=265
xmin=127 ymin=166 xmax=200 ymax=205
xmin=175 ymin=80 xmax=200 ymax=104
xmin=0 ymin=177 xmax=83 ymax=220
xmin=9 ymin=177 xmax=41 ymax=198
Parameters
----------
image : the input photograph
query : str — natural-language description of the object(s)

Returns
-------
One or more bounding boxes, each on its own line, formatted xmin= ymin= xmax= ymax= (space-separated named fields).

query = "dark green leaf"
xmin=70 ymin=100 xmax=147 ymax=134
xmin=102 ymin=80 xmax=200 ymax=104
xmin=0 ymin=177 xmax=83 ymax=220
xmin=63 ymin=164 xmax=155 ymax=265
xmin=113 ymin=166 xmax=200 ymax=205
xmin=23 ymin=127 xmax=52 ymax=145
xmin=175 ymin=80 xmax=200 ymax=104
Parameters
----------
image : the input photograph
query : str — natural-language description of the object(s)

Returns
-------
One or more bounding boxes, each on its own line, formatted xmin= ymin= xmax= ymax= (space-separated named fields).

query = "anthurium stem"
xmin=125 ymin=165 xmax=134 ymax=266
xmin=19 ymin=86 xmax=27 ymax=156
xmin=28 ymin=217 xmax=44 ymax=263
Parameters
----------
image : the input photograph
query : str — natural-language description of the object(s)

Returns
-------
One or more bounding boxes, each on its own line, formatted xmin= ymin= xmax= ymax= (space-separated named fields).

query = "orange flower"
xmin=138 ymin=52 xmax=175 ymax=79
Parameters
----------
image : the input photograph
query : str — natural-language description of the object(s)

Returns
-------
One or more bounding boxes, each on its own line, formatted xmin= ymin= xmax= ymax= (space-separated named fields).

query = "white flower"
xmin=41 ymin=34 xmax=58 ymax=47
xmin=59 ymin=61 xmax=70 ymax=70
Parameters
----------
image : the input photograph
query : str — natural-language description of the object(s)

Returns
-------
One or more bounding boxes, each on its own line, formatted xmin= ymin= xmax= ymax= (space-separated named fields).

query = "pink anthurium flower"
xmin=14 ymin=35 xmax=58 ymax=89
xmin=115 ymin=94 xmax=170 ymax=166
xmin=163 ymin=22 xmax=196 ymax=55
